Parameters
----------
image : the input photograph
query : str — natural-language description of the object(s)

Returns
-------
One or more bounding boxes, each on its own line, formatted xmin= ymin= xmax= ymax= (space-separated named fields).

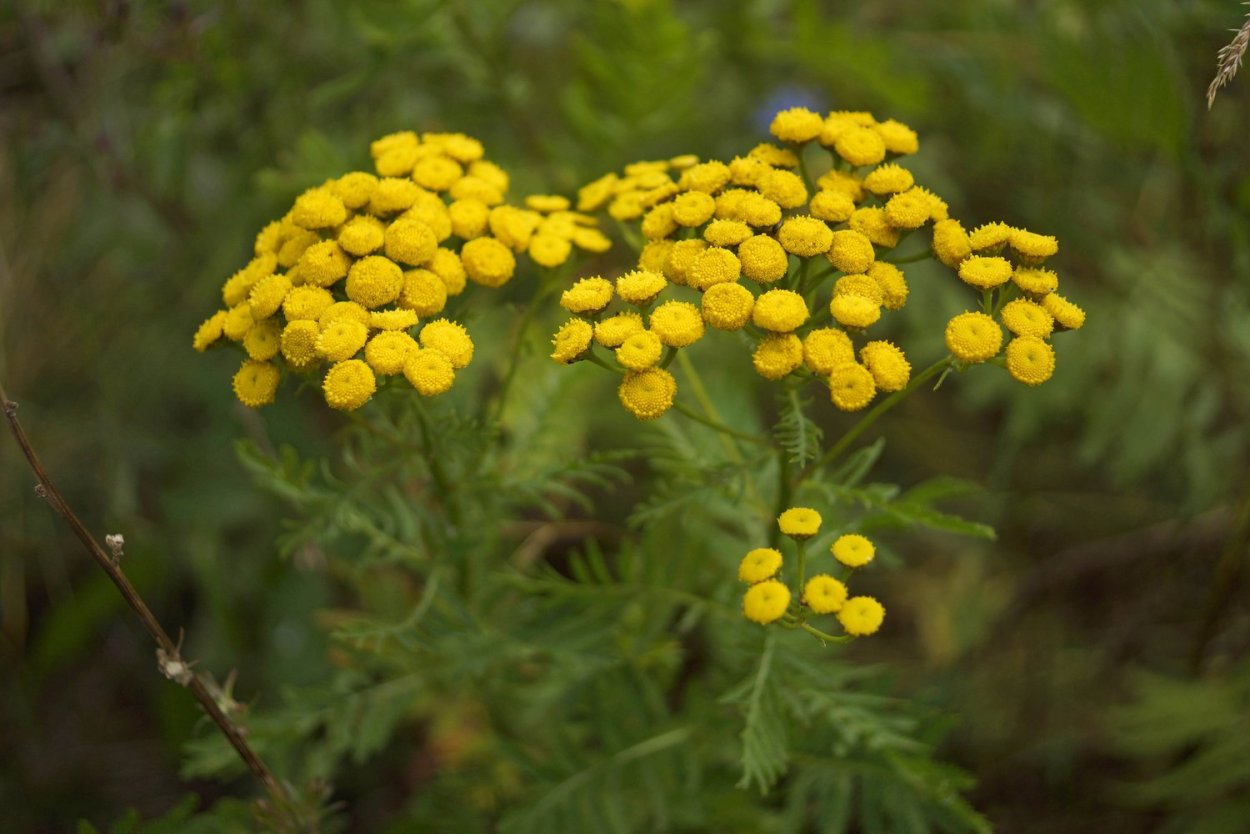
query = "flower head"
xmin=829 ymin=361 xmax=877 ymax=411
xmin=1005 ymin=335 xmax=1056 ymax=386
xmin=739 ymin=548 xmax=783 ymax=583
xmin=803 ymin=575 xmax=849 ymax=614
xmin=551 ymin=318 xmax=594 ymax=364
xmin=778 ymin=507 xmax=821 ymax=539
xmin=403 ymin=348 xmax=456 ymax=396
xmin=743 ymin=579 xmax=791 ymax=625
xmin=618 ymin=368 xmax=677 ymax=420
xmin=649 ymin=301 xmax=705 ymax=348
xmin=837 ymin=596 xmax=885 ymax=636
xmin=233 ymin=360 xmax=280 ymax=408
xmin=832 ymin=534 xmax=875 ymax=568
xmin=945 ymin=312 xmax=1003 ymax=363
xmin=323 ymin=359 xmax=376 ymax=410
xmin=701 ymin=282 xmax=755 ymax=331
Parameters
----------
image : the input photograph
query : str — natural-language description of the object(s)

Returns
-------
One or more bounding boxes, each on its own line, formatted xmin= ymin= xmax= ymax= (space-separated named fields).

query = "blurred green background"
xmin=2 ymin=0 xmax=1249 ymax=831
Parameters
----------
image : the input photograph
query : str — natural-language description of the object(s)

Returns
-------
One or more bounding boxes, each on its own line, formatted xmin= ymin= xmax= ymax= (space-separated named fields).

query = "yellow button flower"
xmin=769 ymin=106 xmax=825 ymax=143
xmin=232 ymin=360 xmax=280 ymax=408
xmin=827 ymin=229 xmax=876 ymax=274
xmin=701 ymin=282 xmax=755 ymax=331
xmin=863 ymin=163 xmax=915 ymax=196
xmin=221 ymin=255 xmax=275 ymax=306
xmin=738 ymin=193 xmax=784 ymax=227
xmin=247 ymin=273 xmax=293 ymax=320
xmin=817 ymin=169 xmax=866 ymax=202
xmin=318 ymin=301 xmax=370 ymax=329
xmin=849 ymin=207 xmax=901 ymax=248
xmin=662 ymin=239 xmax=707 ymax=286
xmin=833 ymin=274 xmax=885 ymax=306
xmin=316 ymin=318 xmax=369 ymax=362
xmin=290 ymin=187 xmax=347 ymax=229
xmin=969 ymin=222 xmax=1012 ymax=252
xmin=958 ymin=256 xmax=1013 ymax=290
xmin=649 ymin=300 xmax=705 ymax=348
xmin=689 ymin=247 xmax=742 ymax=290
xmin=403 ymin=348 xmax=456 ymax=396
xmin=802 ymin=327 xmax=855 ymax=375
xmin=560 ymin=277 xmax=614 ymax=314
xmin=867 ymin=261 xmax=909 ymax=310
xmin=419 ymin=319 xmax=474 ymax=368
xmin=739 ymin=548 xmax=783 ymax=583
xmin=808 ymin=189 xmax=856 ymax=223
xmin=743 ymin=579 xmax=791 ymax=625
xmin=829 ymin=294 xmax=881 ymax=330
xmin=528 ymin=233 xmax=574 ymax=268
xmin=672 ymin=191 xmax=717 ymax=227
xmin=369 ymin=177 xmax=422 ymax=215
xmin=838 ymin=596 xmax=885 ymax=636
xmin=677 ymin=160 xmax=731 ymax=194
xmin=1013 ymin=267 xmax=1060 ymax=296
xmin=641 ymin=203 xmax=678 ymax=240
xmin=829 ymin=361 xmax=877 ymax=411
xmin=615 ymin=330 xmax=663 ymax=370
xmin=778 ymin=215 xmax=834 ymax=257
xmin=748 ymin=142 xmax=799 ymax=168
xmin=467 ymin=159 xmax=509 ymax=193
xmin=931 ymin=218 xmax=971 ymax=268
xmin=832 ymin=534 xmax=875 ymax=568
xmin=752 ymin=289 xmax=809 ymax=332
xmin=451 ymin=176 xmax=505 ymax=206
xmin=778 ymin=507 xmax=821 ymax=538
xmin=703 ymin=219 xmax=753 ymax=247
xmin=1041 ymin=292 xmax=1085 ymax=330
xmin=577 ymin=172 xmax=619 ymax=212
xmin=728 ymin=155 xmax=769 ymax=187
xmin=550 ymin=318 xmax=594 ymax=364
xmin=461 ymin=237 xmax=517 ymax=288
xmin=423 ymin=132 xmax=484 ymax=163
xmin=874 ymin=119 xmax=919 ymax=154
xmin=332 ymin=172 xmax=379 ymax=210
xmin=412 ymin=155 xmax=464 ymax=192
xmin=883 ymin=189 xmax=932 ymax=230
xmin=834 ymin=126 xmax=887 ymax=167
xmin=404 ymin=194 xmax=453 ymax=242
xmin=298 ymin=241 xmax=351 ymax=288
xmin=448 ymin=198 xmax=491 ymax=240
xmin=193 ymin=310 xmax=227 ymax=352
xmin=618 ymin=367 xmax=677 ymax=420
xmin=738 ymin=234 xmax=789 ymax=284
xmin=276 ymin=228 xmax=319 ymax=269
xmin=752 ymin=333 xmax=803 ymax=380
xmin=860 ymin=340 xmax=911 ymax=392
xmin=525 ymin=194 xmax=571 ymax=213
xmin=280 ymin=320 xmax=320 ymax=367
xmin=945 ymin=311 xmax=1003 ymax=363
xmin=364 ymin=331 xmax=418 ymax=376
xmin=369 ymin=308 xmax=419 ymax=331
xmin=346 ymin=255 xmax=404 ymax=308
xmin=757 ymin=169 xmax=808 ymax=210
xmin=382 ymin=218 xmax=437 ymax=267
xmin=819 ymin=110 xmax=876 ymax=146
xmin=1010 ymin=227 xmax=1058 ymax=262
xmin=803 ymin=575 xmax=849 ymax=614
xmin=243 ymin=319 xmax=282 ymax=361
xmin=1000 ymin=299 xmax=1055 ymax=338
xmin=322 ymin=359 xmax=376 ymax=411
xmin=1005 ymin=335 xmax=1056 ymax=386
xmin=337 ymin=215 xmax=385 ymax=257
xmin=616 ymin=269 xmax=668 ymax=305
xmin=427 ymin=248 xmax=466 ymax=296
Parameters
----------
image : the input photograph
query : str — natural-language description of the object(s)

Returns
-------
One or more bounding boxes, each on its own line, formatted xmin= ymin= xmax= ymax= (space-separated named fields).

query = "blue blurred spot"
xmin=753 ymin=85 xmax=827 ymax=134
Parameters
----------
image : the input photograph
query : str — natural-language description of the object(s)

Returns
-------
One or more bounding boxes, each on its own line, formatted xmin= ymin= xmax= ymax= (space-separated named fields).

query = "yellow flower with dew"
xmin=193 ymin=311 xmax=227 ymax=352
xmin=743 ymin=579 xmax=791 ymax=625
xmin=859 ymin=340 xmax=911 ymax=392
xmin=701 ymin=282 xmax=755 ymax=331
xmin=594 ymin=312 xmax=645 ymax=348
xmin=703 ymin=219 xmax=753 ymax=247
xmin=1000 ymin=299 xmax=1054 ymax=338
xmin=403 ymin=349 xmax=456 ymax=396
xmin=1009 ymin=227 xmax=1058 ymax=262
xmin=874 ymin=119 xmax=920 ymax=155
xmin=346 ymin=256 xmax=404 ymax=309
xmin=1005 ymin=335 xmax=1056 ymax=386
xmin=829 ymin=361 xmax=877 ymax=411
xmin=832 ymin=534 xmax=875 ymax=568
xmin=282 ymin=286 xmax=335 ymax=322
xmin=649 ymin=300 xmax=705 ymax=348
xmin=1013 ymin=267 xmax=1060 ymax=296
xmin=931 ymin=218 xmax=972 ymax=268
xmin=223 ymin=304 xmax=254 ymax=341
xmin=833 ymin=274 xmax=885 ymax=306
xmin=618 ymin=367 xmax=677 ymax=420
xmin=769 ymin=106 xmax=825 ymax=143
xmin=689 ymin=247 xmax=741 ymax=291
xmin=1041 ymin=292 xmax=1085 ymax=330
xmin=461 ymin=237 xmax=517 ymax=288
xmin=756 ymin=169 xmax=808 ymax=210
xmin=243 ymin=319 xmax=282 ymax=361
xmin=883 ymin=188 xmax=932 ymax=230
xmin=752 ymin=289 xmax=809 ymax=333
xmin=739 ymin=548 xmax=783 ymax=583
xmin=364 ymin=331 xmax=418 ymax=376
xmin=867 ymin=261 xmax=909 ymax=310
xmin=958 ymin=256 xmax=1013 ymax=291
xmin=297 ymin=240 xmax=351 ymax=287
xmin=752 ymin=333 xmax=803 ymax=380
xmin=777 ymin=215 xmax=834 ymax=258
xmin=827 ymin=229 xmax=876 ymax=274
xmin=808 ymin=189 xmax=856 ymax=223
xmin=969 ymin=222 xmax=1012 ymax=252
xmin=249 ymin=273 xmax=292 ymax=319
xmin=369 ymin=308 xmax=419 ymax=331
xmin=834 ymin=126 xmax=887 ymax=167
xmin=400 ymin=269 xmax=448 ymax=317
xmin=945 ymin=311 xmax=1003 ymax=363
xmin=838 ymin=596 xmax=885 ymax=636
xmin=803 ymin=328 xmax=855 ymax=376
xmin=803 ymin=575 xmax=849 ymax=614
xmin=280 ymin=320 xmax=320 ymax=367
xmin=863 ymin=163 xmax=915 ymax=196
xmin=615 ymin=269 xmax=668 ymax=305
xmin=561 ymin=277 xmax=614 ymax=315
xmin=829 ymin=294 xmax=881 ymax=330
xmin=323 ymin=359 xmax=376 ymax=411
xmin=316 ymin=318 xmax=369 ymax=362
xmin=528 ymin=233 xmax=573 ymax=268
xmin=233 ymin=360 xmax=280 ymax=408
xmin=672 ymin=191 xmax=717 ymax=227
xmin=291 ymin=187 xmax=348 ymax=229
xmin=550 ymin=318 xmax=594 ymax=364
xmin=778 ymin=507 xmax=821 ymax=539
xmin=738 ymin=235 xmax=788 ymax=284
xmin=615 ymin=331 xmax=663 ymax=370
xmin=318 ymin=301 xmax=370 ymax=329
xmin=419 ymin=319 xmax=474 ymax=369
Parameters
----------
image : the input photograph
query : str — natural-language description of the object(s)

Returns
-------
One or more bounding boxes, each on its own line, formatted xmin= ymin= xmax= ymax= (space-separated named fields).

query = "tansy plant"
xmin=175 ymin=109 xmax=1082 ymax=830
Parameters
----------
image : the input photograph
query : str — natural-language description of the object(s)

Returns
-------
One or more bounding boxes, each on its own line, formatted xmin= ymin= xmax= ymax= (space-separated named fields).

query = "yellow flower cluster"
xmin=559 ymin=106 xmax=1083 ymax=418
xmin=738 ymin=506 xmax=884 ymax=637
xmin=195 ymin=130 xmax=609 ymax=411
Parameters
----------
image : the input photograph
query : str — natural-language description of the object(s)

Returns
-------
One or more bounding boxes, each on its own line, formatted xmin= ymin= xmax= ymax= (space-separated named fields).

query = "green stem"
xmin=768 ymin=451 xmax=793 ymax=549
xmin=799 ymin=356 xmax=952 ymax=485
xmin=800 ymin=622 xmax=852 ymax=644
xmin=882 ymin=249 xmax=931 ymax=265
xmin=583 ymin=349 xmax=624 ymax=375
xmin=670 ymin=400 xmax=769 ymax=446
xmin=796 ymin=538 xmax=808 ymax=593
xmin=490 ymin=282 xmax=551 ymax=424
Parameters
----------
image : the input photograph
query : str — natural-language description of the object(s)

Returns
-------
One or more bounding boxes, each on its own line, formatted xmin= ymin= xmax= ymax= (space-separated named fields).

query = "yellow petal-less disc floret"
xmin=1000 ymin=299 xmax=1055 ymax=338
xmin=738 ymin=192 xmax=784 ymax=227
xmin=1005 ymin=335 xmax=1056 ymax=386
xmin=283 ymin=286 xmax=335 ymax=322
xmin=318 ymin=301 xmax=371 ymax=329
xmin=969 ymin=222 xmax=1012 ymax=252
xmin=833 ymin=274 xmax=885 ymax=306
xmin=867 ymin=261 xmax=909 ymax=310
xmin=280 ymin=320 xmax=320 ymax=368
xmin=316 ymin=318 xmax=369 ymax=362
xmin=739 ymin=548 xmax=783 ymax=583
xmin=223 ymin=304 xmax=255 ymax=342
xmin=703 ymin=219 xmax=753 ymax=247
xmin=945 ymin=312 xmax=1003 ymax=363
xmin=738 ymin=235 xmax=789 ymax=284
xmin=770 ymin=106 xmax=825 ymax=143
xmin=1041 ymin=292 xmax=1085 ymax=330
xmin=701 ymin=282 xmax=755 ymax=330
xmin=641 ymin=204 xmax=678 ymax=240
xmin=551 ymin=318 xmax=594 ymax=364
xmin=528 ymin=233 xmax=573 ymax=267
xmin=577 ymin=172 xmax=618 ymax=212
xmin=832 ymin=534 xmax=875 ymax=568
xmin=752 ymin=289 xmax=809 ymax=332
xmin=817 ymin=169 xmax=866 ymax=202
xmin=778 ymin=215 xmax=834 ymax=257
xmin=803 ymin=328 xmax=856 ymax=375
xmin=672 ymin=191 xmax=717 ymax=227
xmin=931 ymin=218 xmax=972 ymax=268
xmin=838 ymin=596 xmax=885 ymax=636
xmin=615 ymin=330 xmax=663 ymax=370
xmin=233 ymin=360 xmax=280 ymax=408
xmin=419 ymin=319 xmax=474 ymax=368
xmin=276 ymin=228 xmax=319 ymax=269
xmin=404 ymin=348 xmax=456 ymax=396
xmin=561 ymin=277 xmax=615 ymax=314
xmin=248 ymin=273 xmax=293 ymax=320
xmin=222 ymin=255 xmax=276 ymax=306
xmin=743 ymin=579 xmax=791 ymax=625
xmin=1013 ymin=267 xmax=1060 ymax=296
xmin=829 ymin=361 xmax=877 ymax=411
xmin=829 ymin=294 xmax=881 ymax=330
xmin=748 ymin=143 xmax=800 ymax=169
xmin=689 ymin=247 xmax=742 ymax=291
xmin=752 ymin=333 xmax=804 ymax=380
xmin=193 ymin=311 xmax=227 ymax=352
xmin=874 ymin=119 xmax=919 ymax=155
xmin=524 ymin=194 xmax=571 ymax=213
xmin=298 ymin=240 xmax=351 ymax=287
xmin=333 ymin=172 xmax=379 ymax=210
xmin=364 ymin=331 xmax=418 ymax=375
xmin=850 ymin=207 xmax=901 ymax=248
xmin=369 ymin=177 xmax=422 ymax=215
xmin=803 ymin=575 xmax=849 ymax=614
xmin=369 ymin=308 xmax=419 ymax=331
xmin=412 ymin=155 xmax=464 ymax=192
xmin=859 ymin=340 xmax=911 ymax=392
xmin=291 ymin=187 xmax=347 ymax=229
xmin=678 ymin=160 xmax=732 ymax=194
xmin=618 ymin=367 xmax=677 ymax=420
xmin=460 ymin=236 xmax=517 ymax=288
xmin=883 ymin=189 xmax=932 ymax=230
xmin=594 ymin=312 xmax=645 ymax=347
xmin=834 ymin=126 xmax=887 ymax=167
xmin=384 ymin=218 xmax=438 ymax=266
xmin=827 ymin=229 xmax=876 ymax=274
xmin=808 ymin=189 xmax=856 ymax=223
xmin=426 ymin=248 xmax=467 ymax=296
xmin=323 ymin=359 xmax=376 ymax=411
xmin=661 ymin=239 xmax=705 ymax=285
xmin=778 ymin=507 xmax=822 ymax=539
xmin=650 ymin=300 xmax=705 ymax=348
xmin=346 ymin=256 xmax=404 ymax=309
xmin=958 ymin=256 xmax=1012 ymax=290
xmin=243 ymin=319 xmax=282 ymax=361
xmin=756 ymin=170 xmax=808 ymax=212
xmin=1009 ymin=227 xmax=1059 ymax=262
xmin=862 ymin=163 xmax=915 ymax=196
xmin=615 ymin=269 xmax=668 ymax=305
xmin=338 ymin=215 xmax=385 ymax=256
